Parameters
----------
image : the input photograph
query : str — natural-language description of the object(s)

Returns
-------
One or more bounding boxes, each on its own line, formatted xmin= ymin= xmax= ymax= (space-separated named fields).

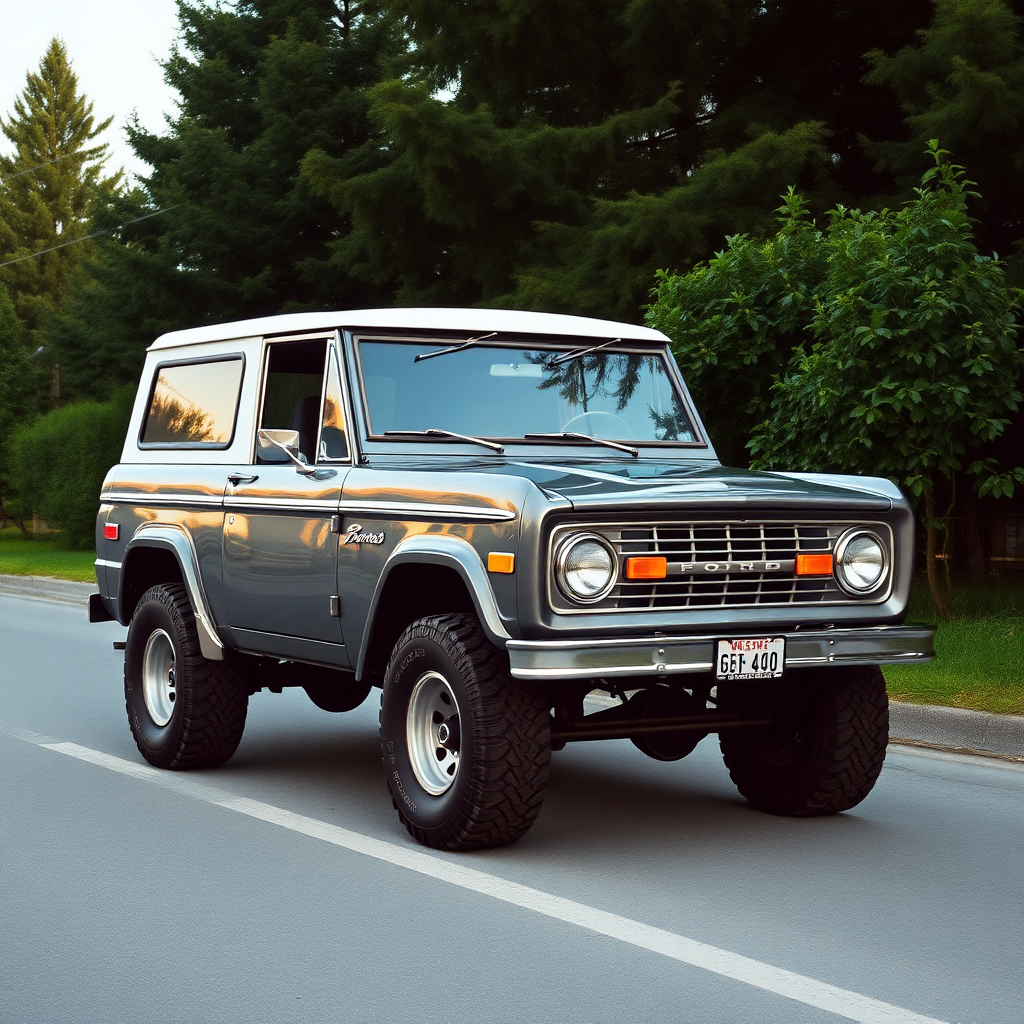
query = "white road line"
xmin=34 ymin=738 xmax=947 ymax=1024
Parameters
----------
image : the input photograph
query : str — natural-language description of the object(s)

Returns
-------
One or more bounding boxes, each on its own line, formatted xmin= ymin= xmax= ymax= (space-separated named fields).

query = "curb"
xmin=3 ymin=573 xmax=1022 ymax=761
xmin=889 ymin=701 xmax=1024 ymax=760
xmin=0 ymin=574 xmax=97 ymax=605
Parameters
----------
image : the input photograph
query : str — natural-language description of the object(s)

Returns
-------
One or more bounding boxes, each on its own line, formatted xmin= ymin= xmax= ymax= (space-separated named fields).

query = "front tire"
xmin=125 ymin=583 xmax=248 ymax=769
xmin=719 ymin=666 xmax=888 ymax=816
xmin=380 ymin=613 xmax=551 ymax=850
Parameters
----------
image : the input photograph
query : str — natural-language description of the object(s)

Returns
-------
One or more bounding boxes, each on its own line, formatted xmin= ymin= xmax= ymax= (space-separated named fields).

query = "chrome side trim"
xmin=125 ymin=524 xmax=225 ymax=660
xmin=106 ymin=492 xmax=223 ymax=508
xmin=95 ymin=559 xmax=123 ymax=570
xmin=340 ymin=499 xmax=516 ymax=522
xmin=223 ymin=496 xmax=340 ymax=512
xmin=105 ymin=491 xmax=512 ymax=520
xmin=107 ymin=495 xmax=515 ymax=522
xmin=107 ymin=493 xmax=344 ymax=515
xmin=506 ymin=624 xmax=936 ymax=680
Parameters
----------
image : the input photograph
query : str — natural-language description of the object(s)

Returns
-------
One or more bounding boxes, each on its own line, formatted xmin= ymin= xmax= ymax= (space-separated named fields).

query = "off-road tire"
xmin=125 ymin=583 xmax=248 ymax=769
xmin=719 ymin=666 xmax=888 ymax=816
xmin=379 ymin=613 xmax=551 ymax=850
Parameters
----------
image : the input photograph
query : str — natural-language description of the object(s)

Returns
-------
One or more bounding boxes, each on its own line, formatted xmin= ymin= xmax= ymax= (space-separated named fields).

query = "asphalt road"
xmin=2 ymin=593 xmax=1021 ymax=1024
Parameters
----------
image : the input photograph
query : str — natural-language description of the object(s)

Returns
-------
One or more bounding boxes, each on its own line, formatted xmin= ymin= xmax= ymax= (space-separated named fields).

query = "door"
xmin=221 ymin=335 xmax=352 ymax=648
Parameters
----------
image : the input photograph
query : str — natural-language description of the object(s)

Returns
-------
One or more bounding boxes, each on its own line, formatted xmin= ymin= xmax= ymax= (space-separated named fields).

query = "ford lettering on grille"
xmin=675 ymin=560 xmax=787 ymax=574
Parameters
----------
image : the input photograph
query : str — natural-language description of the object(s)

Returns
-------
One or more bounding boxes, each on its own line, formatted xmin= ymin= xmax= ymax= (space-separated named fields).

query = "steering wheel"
xmin=561 ymin=410 xmax=634 ymax=439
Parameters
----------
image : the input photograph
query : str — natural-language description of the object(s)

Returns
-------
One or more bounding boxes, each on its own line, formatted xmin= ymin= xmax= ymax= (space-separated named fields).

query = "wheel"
xmin=379 ymin=613 xmax=551 ymax=850
xmin=719 ymin=666 xmax=888 ymax=816
xmin=124 ymin=583 xmax=248 ymax=769
xmin=561 ymin=410 xmax=633 ymax=437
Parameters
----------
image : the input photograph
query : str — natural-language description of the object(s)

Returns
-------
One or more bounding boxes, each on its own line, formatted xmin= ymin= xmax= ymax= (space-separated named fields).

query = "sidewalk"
xmin=3 ymin=573 xmax=1022 ymax=760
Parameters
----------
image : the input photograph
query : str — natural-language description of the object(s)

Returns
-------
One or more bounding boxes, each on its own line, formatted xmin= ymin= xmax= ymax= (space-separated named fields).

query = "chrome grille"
xmin=550 ymin=521 xmax=889 ymax=612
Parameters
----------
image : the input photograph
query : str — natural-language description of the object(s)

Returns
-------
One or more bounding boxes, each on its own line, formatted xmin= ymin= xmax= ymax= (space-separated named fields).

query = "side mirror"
xmin=257 ymin=429 xmax=316 ymax=475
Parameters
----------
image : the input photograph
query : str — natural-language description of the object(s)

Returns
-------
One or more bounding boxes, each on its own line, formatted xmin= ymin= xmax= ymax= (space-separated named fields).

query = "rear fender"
xmin=121 ymin=524 xmax=225 ymax=661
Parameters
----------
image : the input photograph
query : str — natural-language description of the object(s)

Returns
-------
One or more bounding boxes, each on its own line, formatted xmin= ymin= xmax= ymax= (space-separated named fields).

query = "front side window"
xmin=140 ymin=357 xmax=243 ymax=447
xmin=358 ymin=339 xmax=696 ymax=443
xmin=257 ymin=338 xmax=349 ymax=463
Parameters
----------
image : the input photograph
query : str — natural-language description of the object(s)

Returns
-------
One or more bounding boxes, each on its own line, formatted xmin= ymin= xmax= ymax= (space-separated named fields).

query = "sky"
xmin=0 ymin=0 xmax=181 ymax=181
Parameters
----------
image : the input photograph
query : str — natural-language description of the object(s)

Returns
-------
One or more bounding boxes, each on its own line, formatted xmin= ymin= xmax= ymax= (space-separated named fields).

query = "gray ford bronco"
xmin=91 ymin=308 xmax=936 ymax=850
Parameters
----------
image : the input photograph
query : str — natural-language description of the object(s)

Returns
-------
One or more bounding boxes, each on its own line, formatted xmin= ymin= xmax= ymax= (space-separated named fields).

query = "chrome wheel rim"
xmin=406 ymin=670 xmax=461 ymax=796
xmin=142 ymin=629 xmax=176 ymax=727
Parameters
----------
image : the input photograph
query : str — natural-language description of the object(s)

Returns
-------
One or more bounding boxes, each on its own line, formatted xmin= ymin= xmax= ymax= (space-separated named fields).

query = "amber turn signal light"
xmin=487 ymin=552 xmax=515 ymax=574
xmin=625 ymin=556 xmax=668 ymax=580
xmin=795 ymin=553 xmax=834 ymax=576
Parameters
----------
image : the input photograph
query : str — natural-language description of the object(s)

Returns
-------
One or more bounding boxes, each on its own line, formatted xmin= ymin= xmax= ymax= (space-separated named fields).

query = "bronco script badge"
xmin=343 ymin=523 xmax=386 ymax=545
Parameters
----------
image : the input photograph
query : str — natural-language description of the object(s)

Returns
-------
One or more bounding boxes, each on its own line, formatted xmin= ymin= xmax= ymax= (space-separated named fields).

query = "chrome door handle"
xmin=228 ymin=473 xmax=259 ymax=486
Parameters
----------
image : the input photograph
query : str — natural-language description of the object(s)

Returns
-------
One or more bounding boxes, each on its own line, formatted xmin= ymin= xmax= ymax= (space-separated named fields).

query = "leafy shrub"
xmin=648 ymin=143 xmax=1024 ymax=617
xmin=10 ymin=387 xmax=134 ymax=549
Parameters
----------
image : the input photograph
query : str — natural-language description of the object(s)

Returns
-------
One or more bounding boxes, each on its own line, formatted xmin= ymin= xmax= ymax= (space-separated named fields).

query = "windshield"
xmin=358 ymin=340 xmax=697 ymax=444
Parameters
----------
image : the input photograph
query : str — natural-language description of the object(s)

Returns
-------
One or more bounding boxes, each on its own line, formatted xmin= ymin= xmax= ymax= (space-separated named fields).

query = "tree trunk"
xmin=924 ymin=490 xmax=952 ymax=620
xmin=0 ymin=496 xmax=30 ymax=538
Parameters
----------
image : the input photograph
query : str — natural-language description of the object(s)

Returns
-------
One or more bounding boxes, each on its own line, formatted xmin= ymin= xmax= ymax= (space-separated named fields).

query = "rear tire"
xmin=719 ymin=666 xmax=888 ymax=816
xmin=125 ymin=584 xmax=248 ymax=769
xmin=380 ymin=613 xmax=551 ymax=850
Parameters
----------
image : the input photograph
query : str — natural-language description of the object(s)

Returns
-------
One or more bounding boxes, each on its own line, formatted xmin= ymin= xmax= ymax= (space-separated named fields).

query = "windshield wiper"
xmin=384 ymin=428 xmax=505 ymax=453
xmin=545 ymin=337 xmax=622 ymax=367
xmin=414 ymin=332 xmax=498 ymax=362
xmin=524 ymin=432 xmax=639 ymax=458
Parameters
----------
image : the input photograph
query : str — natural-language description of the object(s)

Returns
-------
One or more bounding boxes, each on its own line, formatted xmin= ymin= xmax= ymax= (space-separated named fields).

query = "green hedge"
xmin=10 ymin=387 xmax=134 ymax=549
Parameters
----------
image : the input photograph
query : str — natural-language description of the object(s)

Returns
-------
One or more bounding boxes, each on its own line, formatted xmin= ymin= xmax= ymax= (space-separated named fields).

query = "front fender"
xmin=355 ymin=534 xmax=512 ymax=680
xmin=122 ymin=524 xmax=225 ymax=661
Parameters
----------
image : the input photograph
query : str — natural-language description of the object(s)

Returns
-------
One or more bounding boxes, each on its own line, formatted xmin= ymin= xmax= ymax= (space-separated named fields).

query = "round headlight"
xmin=556 ymin=534 xmax=617 ymax=603
xmin=835 ymin=530 xmax=887 ymax=596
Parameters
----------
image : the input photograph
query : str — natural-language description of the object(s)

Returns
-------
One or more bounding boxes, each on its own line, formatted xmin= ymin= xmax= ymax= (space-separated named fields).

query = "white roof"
xmin=148 ymin=307 xmax=669 ymax=351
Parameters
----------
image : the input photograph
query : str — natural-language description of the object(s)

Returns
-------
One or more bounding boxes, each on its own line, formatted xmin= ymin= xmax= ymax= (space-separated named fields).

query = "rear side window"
xmin=140 ymin=357 xmax=244 ymax=447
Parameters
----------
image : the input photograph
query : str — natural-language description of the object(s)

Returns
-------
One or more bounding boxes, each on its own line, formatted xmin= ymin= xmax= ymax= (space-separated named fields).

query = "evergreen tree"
xmin=48 ymin=0 xmax=404 ymax=399
xmin=0 ymin=38 xmax=118 ymax=345
xmin=0 ymin=285 xmax=44 ymax=530
xmin=865 ymin=0 xmax=1024 ymax=277
xmin=303 ymin=0 xmax=931 ymax=321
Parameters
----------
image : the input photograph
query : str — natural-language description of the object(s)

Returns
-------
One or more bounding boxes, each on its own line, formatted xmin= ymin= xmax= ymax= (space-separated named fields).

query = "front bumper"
xmin=506 ymin=624 xmax=936 ymax=681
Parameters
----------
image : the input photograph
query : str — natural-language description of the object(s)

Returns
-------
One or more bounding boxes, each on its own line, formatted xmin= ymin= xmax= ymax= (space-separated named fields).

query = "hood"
xmin=357 ymin=453 xmax=902 ymax=514
xmin=500 ymin=458 xmax=900 ymax=512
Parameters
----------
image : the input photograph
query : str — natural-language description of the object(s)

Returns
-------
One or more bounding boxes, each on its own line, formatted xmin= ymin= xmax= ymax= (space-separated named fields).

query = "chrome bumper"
xmin=506 ymin=624 xmax=936 ymax=681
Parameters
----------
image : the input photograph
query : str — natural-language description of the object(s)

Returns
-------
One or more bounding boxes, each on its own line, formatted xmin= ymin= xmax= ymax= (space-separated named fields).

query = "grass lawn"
xmin=886 ymin=575 xmax=1024 ymax=716
xmin=0 ymin=527 xmax=96 ymax=583
xmin=2 ymin=526 xmax=1021 ymax=715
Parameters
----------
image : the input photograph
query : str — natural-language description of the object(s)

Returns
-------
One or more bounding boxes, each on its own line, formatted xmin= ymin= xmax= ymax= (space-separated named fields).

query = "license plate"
xmin=716 ymin=637 xmax=785 ymax=680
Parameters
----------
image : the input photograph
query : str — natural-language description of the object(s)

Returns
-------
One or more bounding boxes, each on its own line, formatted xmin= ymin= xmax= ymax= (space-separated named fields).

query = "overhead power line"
xmin=0 ymin=207 xmax=176 ymax=268
xmin=0 ymin=150 xmax=81 ymax=184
